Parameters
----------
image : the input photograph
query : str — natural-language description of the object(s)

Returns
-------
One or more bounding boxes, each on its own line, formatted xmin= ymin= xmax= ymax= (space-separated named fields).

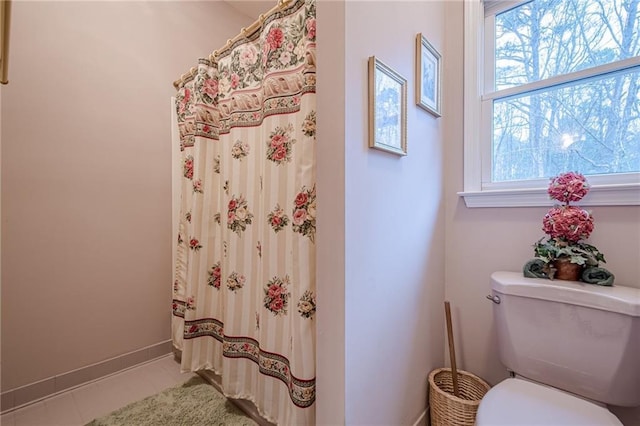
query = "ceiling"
xmin=223 ymin=1 xmax=275 ymax=21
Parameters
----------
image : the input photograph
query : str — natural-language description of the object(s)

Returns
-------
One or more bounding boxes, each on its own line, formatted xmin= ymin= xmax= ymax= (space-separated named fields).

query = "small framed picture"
xmin=416 ymin=33 xmax=441 ymax=117
xmin=368 ymin=56 xmax=407 ymax=156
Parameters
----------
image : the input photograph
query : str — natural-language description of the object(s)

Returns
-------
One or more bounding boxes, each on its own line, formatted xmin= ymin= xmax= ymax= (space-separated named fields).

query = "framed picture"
xmin=368 ymin=56 xmax=407 ymax=156
xmin=416 ymin=33 xmax=441 ymax=117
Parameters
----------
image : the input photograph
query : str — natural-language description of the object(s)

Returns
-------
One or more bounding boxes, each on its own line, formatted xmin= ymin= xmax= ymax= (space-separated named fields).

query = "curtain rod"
xmin=1 ymin=0 xmax=11 ymax=85
xmin=172 ymin=0 xmax=292 ymax=90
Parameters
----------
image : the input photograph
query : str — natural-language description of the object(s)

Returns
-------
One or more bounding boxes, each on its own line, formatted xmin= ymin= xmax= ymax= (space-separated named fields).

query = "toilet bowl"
xmin=476 ymin=272 xmax=640 ymax=425
xmin=475 ymin=378 xmax=621 ymax=425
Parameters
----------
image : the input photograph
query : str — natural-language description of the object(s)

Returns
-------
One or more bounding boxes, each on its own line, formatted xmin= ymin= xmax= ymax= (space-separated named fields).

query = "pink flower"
xmin=273 ymin=146 xmax=287 ymax=161
xmin=230 ymin=74 xmax=240 ymax=89
xmin=203 ymin=79 xmax=219 ymax=99
xmin=295 ymin=192 xmax=308 ymax=207
xmin=279 ymin=51 xmax=291 ymax=66
xmin=202 ymin=125 xmax=210 ymax=133
xmin=227 ymin=211 xmax=236 ymax=223
xmin=548 ymin=172 xmax=589 ymax=204
xmin=266 ymin=27 xmax=284 ymax=50
xmin=271 ymin=134 xmax=286 ymax=147
xmin=542 ymin=206 xmax=594 ymax=242
xmin=293 ymin=208 xmax=307 ymax=225
xmin=306 ymin=18 xmax=316 ymax=39
xmin=189 ymin=238 xmax=200 ymax=248
xmin=184 ymin=159 xmax=194 ymax=179
xmin=268 ymin=285 xmax=283 ymax=298
xmin=179 ymin=88 xmax=191 ymax=113
xmin=189 ymin=325 xmax=198 ymax=333
xmin=271 ymin=216 xmax=281 ymax=226
xmin=270 ymin=297 xmax=284 ymax=312
xmin=240 ymin=46 xmax=258 ymax=68
xmin=228 ymin=199 xmax=238 ymax=211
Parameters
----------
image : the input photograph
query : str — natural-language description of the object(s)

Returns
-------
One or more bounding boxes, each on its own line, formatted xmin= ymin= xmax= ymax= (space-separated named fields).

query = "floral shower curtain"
xmin=171 ymin=0 xmax=316 ymax=424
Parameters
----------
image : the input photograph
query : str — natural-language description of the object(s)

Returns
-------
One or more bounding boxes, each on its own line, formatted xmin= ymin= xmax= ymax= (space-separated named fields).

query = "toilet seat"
xmin=475 ymin=378 xmax=622 ymax=425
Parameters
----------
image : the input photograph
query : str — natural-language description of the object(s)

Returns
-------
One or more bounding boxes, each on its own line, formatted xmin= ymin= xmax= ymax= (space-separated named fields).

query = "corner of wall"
xmin=315 ymin=0 xmax=346 ymax=424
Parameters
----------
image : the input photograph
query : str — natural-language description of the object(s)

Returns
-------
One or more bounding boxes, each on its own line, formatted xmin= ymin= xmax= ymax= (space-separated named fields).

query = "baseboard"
xmin=413 ymin=405 xmax=429 ymax=426
xmin=1 ymin=339 xmax=173 ymax=414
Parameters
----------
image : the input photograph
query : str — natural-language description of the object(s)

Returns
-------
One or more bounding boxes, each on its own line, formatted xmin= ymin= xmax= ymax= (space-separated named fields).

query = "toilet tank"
xmin=490 ymin=271 xmax=640 ymax=407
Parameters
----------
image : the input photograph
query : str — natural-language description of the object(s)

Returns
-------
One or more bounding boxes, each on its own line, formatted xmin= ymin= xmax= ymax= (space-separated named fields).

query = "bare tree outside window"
xmin=492 ymin=0 xmax=639 ymax=182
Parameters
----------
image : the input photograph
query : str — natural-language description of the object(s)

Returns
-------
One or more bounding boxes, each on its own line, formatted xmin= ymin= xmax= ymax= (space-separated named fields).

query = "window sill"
xmin=458 ymin=183 xmax=640 ymax=208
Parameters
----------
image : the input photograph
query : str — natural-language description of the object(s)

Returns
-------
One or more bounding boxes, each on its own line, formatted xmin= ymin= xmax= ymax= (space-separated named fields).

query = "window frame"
xmin=459 ymin=0 xmax=640 ymax=208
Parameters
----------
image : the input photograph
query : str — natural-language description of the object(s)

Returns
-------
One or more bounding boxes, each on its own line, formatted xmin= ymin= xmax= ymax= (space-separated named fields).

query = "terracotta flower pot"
xmin=553 ymin=257 xmax=583 ymax=281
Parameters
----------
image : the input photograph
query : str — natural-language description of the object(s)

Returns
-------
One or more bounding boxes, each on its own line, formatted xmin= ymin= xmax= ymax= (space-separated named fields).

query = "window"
xmin=461 ymin=0 xmax=640 ymax=207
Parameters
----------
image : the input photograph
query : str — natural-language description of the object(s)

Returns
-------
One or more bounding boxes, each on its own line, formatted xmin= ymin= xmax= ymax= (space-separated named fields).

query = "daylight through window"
xmin=488 ymin=0 xmax=639 ymax=183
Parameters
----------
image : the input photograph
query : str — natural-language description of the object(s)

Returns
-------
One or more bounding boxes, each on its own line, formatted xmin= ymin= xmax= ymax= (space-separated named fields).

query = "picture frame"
xmin=416 ymin=33 xmax=441 ymax=117
xmin=368 ymin=56 xmax=407 ymax=156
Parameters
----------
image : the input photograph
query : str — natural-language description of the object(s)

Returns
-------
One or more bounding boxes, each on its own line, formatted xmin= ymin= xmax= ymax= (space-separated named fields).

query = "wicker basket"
xmin=428 ymin=368 xmax=491 ymax=426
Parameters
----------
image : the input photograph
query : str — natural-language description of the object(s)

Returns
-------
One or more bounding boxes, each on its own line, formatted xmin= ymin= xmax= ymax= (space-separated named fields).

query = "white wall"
xmin=443 ymin=2 xmax=640 ymax=425
xmin=1 ymin=0 xmax=251 ymax=392
xmin=343 ymin=2 xmax=446 ymax=424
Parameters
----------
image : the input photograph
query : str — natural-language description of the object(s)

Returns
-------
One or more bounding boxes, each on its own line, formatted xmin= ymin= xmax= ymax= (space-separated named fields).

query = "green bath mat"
xmin=86 ymin=376 xmax=257 ymax=426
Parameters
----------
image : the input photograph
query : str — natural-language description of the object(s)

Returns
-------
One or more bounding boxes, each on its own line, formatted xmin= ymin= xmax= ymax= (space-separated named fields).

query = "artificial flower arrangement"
xmin=523 ymin=172 xmax=614 ymax=285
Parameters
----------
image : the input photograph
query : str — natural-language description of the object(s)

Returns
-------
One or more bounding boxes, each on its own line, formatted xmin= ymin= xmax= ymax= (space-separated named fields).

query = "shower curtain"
xmin=171 ymin=0 xmax=316 ymax=424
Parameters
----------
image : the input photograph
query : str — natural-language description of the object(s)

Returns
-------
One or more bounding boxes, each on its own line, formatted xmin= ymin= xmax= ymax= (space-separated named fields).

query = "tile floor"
xmin=1 ymin=354 xmax=197 ymax=426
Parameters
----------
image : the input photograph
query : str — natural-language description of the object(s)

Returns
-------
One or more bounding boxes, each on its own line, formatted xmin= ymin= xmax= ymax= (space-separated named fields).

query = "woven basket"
xmin=428 ymin=368 xmax=491 ymax=426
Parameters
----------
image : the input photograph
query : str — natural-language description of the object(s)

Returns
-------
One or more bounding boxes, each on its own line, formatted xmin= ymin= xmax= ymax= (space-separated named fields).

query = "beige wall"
xmin=443 ymin=2 xmax=640 ymax=425
xmin=4 ymin=0 xmax=636 ymax=423
xmin=315 ymin=0 xmax=346 ymax=424
xmin=1 ymin=77 xmax=3 ymax=394
xmin=341 ymin=2 xmax=446 ymax=424
xmin=1 ymin=1 xmax=251 ymax=392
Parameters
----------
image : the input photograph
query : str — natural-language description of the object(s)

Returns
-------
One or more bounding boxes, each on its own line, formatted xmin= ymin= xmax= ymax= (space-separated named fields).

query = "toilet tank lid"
xmin=491 ymin=271 xmax=640 ymax=317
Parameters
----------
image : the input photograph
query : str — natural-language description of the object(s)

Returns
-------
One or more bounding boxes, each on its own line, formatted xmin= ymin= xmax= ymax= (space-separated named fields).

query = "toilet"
xmin=476 ymin=271 xmax=640 ymax=425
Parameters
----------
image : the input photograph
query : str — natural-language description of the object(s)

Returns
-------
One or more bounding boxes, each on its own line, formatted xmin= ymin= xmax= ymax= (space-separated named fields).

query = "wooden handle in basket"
xmin=445 ymin=301 xmax=460 ymax=397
